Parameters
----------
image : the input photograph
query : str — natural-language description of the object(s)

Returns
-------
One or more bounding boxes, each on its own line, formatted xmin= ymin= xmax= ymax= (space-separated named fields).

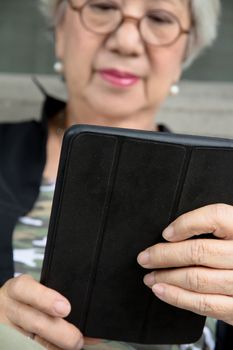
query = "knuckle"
xmin=8 ymin=275 xmax=31 ymax=298
xmin=156 ymin=244 xmax=169 ymax=267
xmin=186 ymin=269 xmax=199 ymax=291
xmin=196 ymin=295 xmax=212 ymax=315
xmin=189 ymin=239 xmax=206 ymax=265
xmin=7 ymin=298 xmax=22 ymax=324
xmin=186 ymin=268 xmax=208 ymax=292
xmin=7 ymin=276 xmax=23 ymax=299
xmin=195 ymin=294 xmax=222 ymax=317
xmin=32 ymin=315 xmax=46 ymax=336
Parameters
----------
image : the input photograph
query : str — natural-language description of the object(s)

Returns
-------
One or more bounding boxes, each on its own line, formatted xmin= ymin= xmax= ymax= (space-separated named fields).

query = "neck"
xmin=44 ymin=103 xmax=159 ymax=182
xmin=66 ymin=102 xmax=158 ymax=132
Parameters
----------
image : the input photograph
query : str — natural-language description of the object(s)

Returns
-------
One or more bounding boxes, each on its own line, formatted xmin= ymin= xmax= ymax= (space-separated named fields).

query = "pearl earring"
xmin=170 ymin=84 xmax=180 ymax=96
xmin=53 ymin=61 xmax=64 ymax=74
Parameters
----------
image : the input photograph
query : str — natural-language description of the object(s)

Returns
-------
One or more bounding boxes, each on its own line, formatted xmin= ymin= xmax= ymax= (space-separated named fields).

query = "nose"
xmin=105 ymin=19 xmax=145 ymax=57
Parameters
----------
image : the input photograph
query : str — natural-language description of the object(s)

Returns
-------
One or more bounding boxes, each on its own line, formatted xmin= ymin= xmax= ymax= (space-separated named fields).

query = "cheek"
xmin=62 ymin=18 xmax=101 ymax=90
xmin=150 ymin=46 xmax=184 ymax=81
xmin=146 ymin=42 xmax=186 ymax=101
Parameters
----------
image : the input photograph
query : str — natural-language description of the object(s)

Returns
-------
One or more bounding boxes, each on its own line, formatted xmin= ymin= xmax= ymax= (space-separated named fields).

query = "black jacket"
xmin=0 ymin=94 xmax=65 ymax=285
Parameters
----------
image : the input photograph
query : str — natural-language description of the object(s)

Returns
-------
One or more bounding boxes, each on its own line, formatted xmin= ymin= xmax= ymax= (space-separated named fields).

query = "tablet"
xmin=41 ymin=124 xmax=233 ymax=344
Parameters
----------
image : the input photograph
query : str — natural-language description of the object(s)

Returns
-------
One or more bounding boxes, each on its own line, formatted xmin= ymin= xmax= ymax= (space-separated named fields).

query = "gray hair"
xmin=41 ymin=0 xmax=221 ymax=68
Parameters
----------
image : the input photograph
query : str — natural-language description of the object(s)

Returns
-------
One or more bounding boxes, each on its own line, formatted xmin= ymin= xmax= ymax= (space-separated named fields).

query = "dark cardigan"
xmin=0 ymin=94 xmax=65 ymax=285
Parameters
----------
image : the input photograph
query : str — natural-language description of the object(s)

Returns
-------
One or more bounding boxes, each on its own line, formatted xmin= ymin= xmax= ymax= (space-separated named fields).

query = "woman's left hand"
xmin=137 ymin=203 xmax=233 ymax=326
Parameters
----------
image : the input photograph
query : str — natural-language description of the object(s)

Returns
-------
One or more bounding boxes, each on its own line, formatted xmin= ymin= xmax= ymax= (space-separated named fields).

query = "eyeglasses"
xmin=67 ymin=0 xmax=190 ymax=47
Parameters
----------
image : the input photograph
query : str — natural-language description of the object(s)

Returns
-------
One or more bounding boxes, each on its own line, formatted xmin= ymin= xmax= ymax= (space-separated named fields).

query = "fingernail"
xmin=137 ymin=250 xmax=150 ymax=266
xmin=162 ymin=225 xmax=174 ymax=240
xmin=54 ymin=300 xmax=71 ymax=316
xmin=152 ymin=284 xmax=165 ymax=297
xmin=144 ymin=272 xmax=156 ymax=287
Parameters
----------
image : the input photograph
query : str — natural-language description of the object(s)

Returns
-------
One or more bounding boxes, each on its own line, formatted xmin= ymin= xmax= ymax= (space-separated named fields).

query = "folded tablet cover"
xmin=41 ymin=125 xmax=233 ymax=344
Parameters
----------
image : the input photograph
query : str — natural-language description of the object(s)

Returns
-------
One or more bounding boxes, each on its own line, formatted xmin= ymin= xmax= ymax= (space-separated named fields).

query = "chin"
xmin=86 ymin=92 xmax=145 ymax=120
xmin=90 ymin=102 xmax=141 ymax=120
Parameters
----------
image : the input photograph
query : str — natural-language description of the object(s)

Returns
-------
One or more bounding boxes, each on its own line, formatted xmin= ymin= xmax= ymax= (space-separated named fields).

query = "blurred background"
xmin=0 ymin=0 xmax=233 ymax=136
xmin=0 ymin=0 xmax=233 ymax=80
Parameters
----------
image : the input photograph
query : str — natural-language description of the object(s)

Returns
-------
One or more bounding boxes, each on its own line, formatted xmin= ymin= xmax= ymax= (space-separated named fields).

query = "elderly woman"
xmin=1 ymin=0 xmax=231 ymax=349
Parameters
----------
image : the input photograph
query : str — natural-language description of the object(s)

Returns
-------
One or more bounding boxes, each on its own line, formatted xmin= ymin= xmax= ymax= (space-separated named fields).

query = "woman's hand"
xmin=0 ymin=274 xmax=84 ymax=350
xmin=137 ymin=203 xmax=233 ymax=326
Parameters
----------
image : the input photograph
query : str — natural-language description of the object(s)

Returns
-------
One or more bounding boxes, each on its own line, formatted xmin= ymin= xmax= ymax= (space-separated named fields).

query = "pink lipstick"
xmin=99 ymin=69 xmax=139 ymax=87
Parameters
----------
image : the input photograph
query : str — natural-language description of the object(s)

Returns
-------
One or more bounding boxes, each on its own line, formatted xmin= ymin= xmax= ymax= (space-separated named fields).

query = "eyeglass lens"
xmin=74 ymin=0 xmax=182 ymax=46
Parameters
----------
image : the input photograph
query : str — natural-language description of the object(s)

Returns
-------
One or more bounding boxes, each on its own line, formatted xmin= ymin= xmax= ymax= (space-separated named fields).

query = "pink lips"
xmin=99 ymin=69 xmax=139 ymax=87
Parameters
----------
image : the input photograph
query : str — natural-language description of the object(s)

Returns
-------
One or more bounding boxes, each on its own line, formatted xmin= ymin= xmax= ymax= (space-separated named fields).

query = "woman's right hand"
xmin=0 ymin=274 xmax=84 ymax=350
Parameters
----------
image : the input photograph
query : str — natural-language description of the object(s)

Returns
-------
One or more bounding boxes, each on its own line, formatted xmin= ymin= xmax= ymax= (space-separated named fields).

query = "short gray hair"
xmin=185 ymin=0 xmax=221 ymax=67
xmin=41 ymin=0 xmax=221 ymax=68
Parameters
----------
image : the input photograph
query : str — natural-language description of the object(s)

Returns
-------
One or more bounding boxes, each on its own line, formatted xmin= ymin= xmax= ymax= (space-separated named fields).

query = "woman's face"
xmin=56 ymin=0 xmax=190 ymax=128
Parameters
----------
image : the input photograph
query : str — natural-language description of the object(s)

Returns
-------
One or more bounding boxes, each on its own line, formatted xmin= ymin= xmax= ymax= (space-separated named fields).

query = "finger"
xmin=162 ymin=204 xmax=233 ymax=242
xmin=7 ymin=300 xmax=83 ymax=350
xmin=6 ymin=275 xmax=71 ymax=317
xmin=144 ymin=267 xmax=233 ymax=296
xmin=35 ymin=335 xmax=64 ymax=350
xmin=152 ymin=283 xmax=233 ymax=325
xmin=137 ymin=239 xmax=233 ymax=269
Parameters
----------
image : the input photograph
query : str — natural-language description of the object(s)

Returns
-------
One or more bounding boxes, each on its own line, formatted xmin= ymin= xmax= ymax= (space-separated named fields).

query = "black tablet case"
xmin=41 ymin=125 xmax=233 ymax=345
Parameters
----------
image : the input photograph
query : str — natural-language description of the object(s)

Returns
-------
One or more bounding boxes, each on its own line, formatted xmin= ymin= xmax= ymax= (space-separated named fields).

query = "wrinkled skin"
xmin=138 ymin=204 xmax=233 ymax=326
